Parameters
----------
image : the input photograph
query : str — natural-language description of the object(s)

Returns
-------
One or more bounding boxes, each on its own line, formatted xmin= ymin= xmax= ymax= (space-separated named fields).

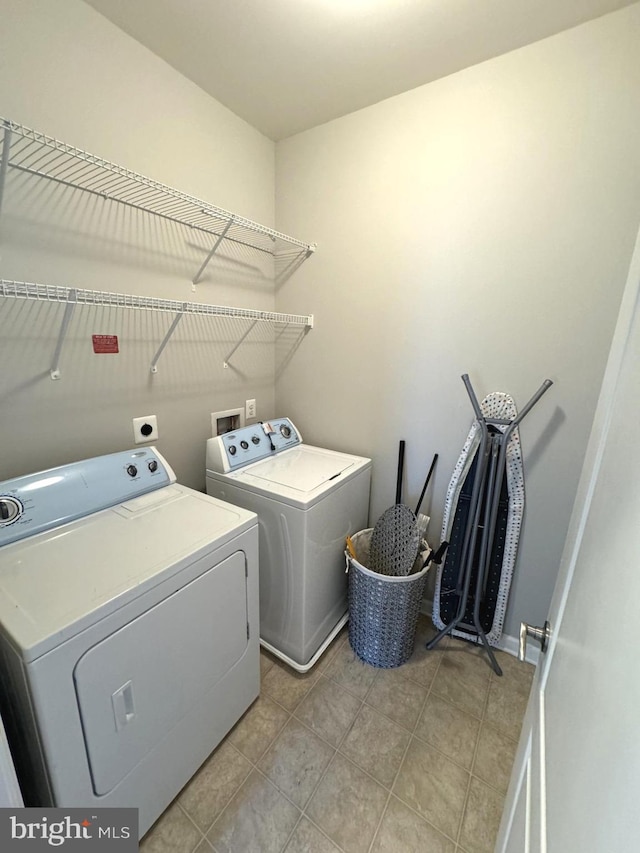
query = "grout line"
xmin=367 ymin=630 xmax=445 ymax=852
xmin=175 ymin=801 xmax=211 ymax=851
xmin=374 ymin=791 xmax=461 ymax=850
xmin=454 ymin=667 xmax=493 ymax=847
xmin=257 ymin=642 xmax=363 ymax=849
xmin=228 ymin=697 xmax=292 ymax=765
xmin=297 ymin=750 xmax=346 ymax=850
xmin=208 ymin=763 xmax=306 ymax=851
xmin=280 ymin=813 xmax=304 ymax=852
xmin=299 ymin=810 xmax=349 ymax=853
xmin=366 ymin=791 xmax=392 ymax=853
xmin=193 ymin=741 xmax=255 ymax=837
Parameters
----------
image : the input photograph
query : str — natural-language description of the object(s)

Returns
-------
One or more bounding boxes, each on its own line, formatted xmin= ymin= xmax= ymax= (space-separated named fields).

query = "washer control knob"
xmin=148 ymin=459 xmax=158 ymax=473
xmin=240 ymin=440 xmax=249 ymax=450
xmin=251 ymin=435 xmax=260 ymax=445
xmin=126 ymin=464 xmax=138 ymax=478
xmin=0 ymin=496 xmax=23 ymax=526
xmin=280 ymin=424 xmax=292 ymax=438
xmin=228 ymin=445 xmax=237 ymax=456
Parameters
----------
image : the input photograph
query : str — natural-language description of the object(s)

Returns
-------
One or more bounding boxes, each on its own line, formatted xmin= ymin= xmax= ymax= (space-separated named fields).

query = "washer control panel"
xmin=206 ymin=418 xmax=301 ymax=473
xmin=0 ymin=448 xmax=176 ymax=548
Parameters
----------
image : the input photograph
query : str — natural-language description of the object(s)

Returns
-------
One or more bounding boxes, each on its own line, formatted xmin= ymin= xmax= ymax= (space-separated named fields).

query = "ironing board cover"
xmin=432 ymin=392 xmax=525 ymax=645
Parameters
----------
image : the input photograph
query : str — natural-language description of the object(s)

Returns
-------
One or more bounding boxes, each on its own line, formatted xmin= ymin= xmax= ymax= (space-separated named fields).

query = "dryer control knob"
xmin=0 ymin=496 xmax=23 ymax=526
xmin=240 ymin=440 xmax=249 ymax=450
xmin=148 ymin=459 xmax=158 ymax=473
xmin=228 ymin=445 xmax=237 ymax=456
xmin=126 ymin=464 xmax=138 ymax=478
xmin=251 ymin=435 xmax=260 ymax=445
xmin=280 ymin=424 xmax=292 ymax=438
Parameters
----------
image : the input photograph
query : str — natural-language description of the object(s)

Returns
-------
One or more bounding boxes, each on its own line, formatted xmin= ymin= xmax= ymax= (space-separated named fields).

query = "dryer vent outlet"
xmin=211 ymin=408 xmax=244 ymax=436
xmin=133 ymin=415 xmax=159 ymax=444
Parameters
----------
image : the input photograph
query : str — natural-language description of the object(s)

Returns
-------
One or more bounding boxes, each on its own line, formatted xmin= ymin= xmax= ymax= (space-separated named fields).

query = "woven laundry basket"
xmin=347 ymin=528 xmax=430 ymax=668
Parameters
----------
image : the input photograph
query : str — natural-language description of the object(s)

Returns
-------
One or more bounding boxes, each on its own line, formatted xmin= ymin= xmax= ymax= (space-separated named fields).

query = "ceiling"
xmin=84 ymin=0 xmax=636 ymax=141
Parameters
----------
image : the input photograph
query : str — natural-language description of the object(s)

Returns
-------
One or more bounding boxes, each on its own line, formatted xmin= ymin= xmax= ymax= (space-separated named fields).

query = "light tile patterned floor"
xmin=140 ymin=617 xmax=534 ymax=853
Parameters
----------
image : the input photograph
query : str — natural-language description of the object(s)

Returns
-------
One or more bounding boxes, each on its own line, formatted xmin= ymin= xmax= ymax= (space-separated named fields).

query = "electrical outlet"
xmin=133 ymin=415 xmax=159 ymax=444
xmin=245 ymin=399 xmax=257 ymax=419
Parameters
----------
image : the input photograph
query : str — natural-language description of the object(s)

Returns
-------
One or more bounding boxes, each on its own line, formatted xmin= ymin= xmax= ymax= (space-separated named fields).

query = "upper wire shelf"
xmin=0 ymin=118 xmax=316 ymax=378
xmin=0 ymin=117 xmax=316 ymax=281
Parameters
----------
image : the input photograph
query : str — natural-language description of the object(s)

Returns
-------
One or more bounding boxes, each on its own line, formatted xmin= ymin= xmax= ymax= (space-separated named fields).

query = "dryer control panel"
xmin=206 ymin=418 xmax=302 ymax=473
xmin=0 ymin=448 xmax=176 ymax=548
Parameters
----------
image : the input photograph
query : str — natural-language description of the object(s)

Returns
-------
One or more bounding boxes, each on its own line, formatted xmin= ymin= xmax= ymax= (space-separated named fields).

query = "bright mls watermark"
xmin=0 ymin=809 xmax=138 ymax=850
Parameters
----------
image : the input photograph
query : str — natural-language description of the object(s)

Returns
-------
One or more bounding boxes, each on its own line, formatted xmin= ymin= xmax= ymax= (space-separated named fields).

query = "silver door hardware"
xmin=519 ymin=620 xmax=551 ymax=661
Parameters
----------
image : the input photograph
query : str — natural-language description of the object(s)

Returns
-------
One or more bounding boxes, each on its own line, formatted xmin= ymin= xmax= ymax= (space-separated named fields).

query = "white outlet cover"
xmin=133 ymin=415 xmax=158 ymax=444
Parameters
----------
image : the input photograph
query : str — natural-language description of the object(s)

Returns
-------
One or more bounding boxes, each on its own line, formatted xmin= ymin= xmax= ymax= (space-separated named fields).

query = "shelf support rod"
xmin=192 ymin=218 xmax=234 ymax=287
xmin=150 ymin=304 xmax=187 ymax=373
xmin=50 ymin=289 xmax=77 ymax=380
xmin=0 ymin=122 xmax=12 ymax=226
xmin=223 ymin=319 xmax=259 ymax=368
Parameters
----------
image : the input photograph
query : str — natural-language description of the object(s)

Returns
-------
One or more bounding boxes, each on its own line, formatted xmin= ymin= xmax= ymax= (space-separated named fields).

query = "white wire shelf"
xmin=0 ymin=117 xmax=316 ymax=283
xmin=0 ymin=280 xmax=313 ymax=324
xmin=0 ymin=279 xmax=313 ymax=379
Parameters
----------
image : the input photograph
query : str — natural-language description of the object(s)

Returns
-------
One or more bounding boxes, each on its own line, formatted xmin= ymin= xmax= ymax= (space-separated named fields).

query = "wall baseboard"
xmin=419 ymin=600 xmax=540 ymax=667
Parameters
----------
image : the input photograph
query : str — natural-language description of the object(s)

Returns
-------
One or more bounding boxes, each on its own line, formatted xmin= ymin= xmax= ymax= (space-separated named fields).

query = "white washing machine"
xmin=0 ymin=448 xmax=259 ymax=837
xmin=206 ymin=418 xmax=371 ymax=672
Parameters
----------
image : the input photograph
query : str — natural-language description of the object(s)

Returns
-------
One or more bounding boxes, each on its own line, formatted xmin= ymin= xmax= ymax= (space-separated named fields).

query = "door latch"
xmin=518 ymin=620 xmax=551 ymax=661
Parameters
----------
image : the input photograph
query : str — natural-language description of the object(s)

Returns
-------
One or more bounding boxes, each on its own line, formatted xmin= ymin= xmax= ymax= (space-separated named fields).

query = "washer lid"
xmin=225 ymin=444 xmax=371 ymax=507
xmin=0 ymin=485 xmax=256 ymax=662
xmin=246 ymin=446 xmax=355 ymax=491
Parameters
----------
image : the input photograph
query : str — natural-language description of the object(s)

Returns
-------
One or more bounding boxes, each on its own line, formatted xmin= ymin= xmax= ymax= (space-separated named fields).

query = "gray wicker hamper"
xmin=347 ymin=528 xmax=430 ymax=668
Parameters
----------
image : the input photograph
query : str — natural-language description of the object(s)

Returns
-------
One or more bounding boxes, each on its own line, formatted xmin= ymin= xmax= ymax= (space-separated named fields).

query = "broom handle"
xmin=415 ymin=453 xmax=438 ymax=515
xmin=396 ymin=440 xmax=405 ymax=504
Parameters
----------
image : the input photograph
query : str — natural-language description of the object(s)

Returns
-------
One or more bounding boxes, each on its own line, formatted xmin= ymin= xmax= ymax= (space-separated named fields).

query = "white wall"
xmin=275 ymin=3 xmax=640 ymax=638
xmin=0 ymin=0 xmax=278 ymax=489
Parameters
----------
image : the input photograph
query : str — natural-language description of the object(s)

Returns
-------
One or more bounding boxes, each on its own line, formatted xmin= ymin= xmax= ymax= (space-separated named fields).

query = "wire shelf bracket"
xmin=50 ymin=288 xmax=77 ymax=380
xmin=192 ymin=219 xmax=234 ymax=289
xmin=0 ymin=123 xmax=11 ymax=226
xmin=150 ymin=305 xmax=187 ymax=374
xmin=223 ymin=320 xmax=259 ymax=369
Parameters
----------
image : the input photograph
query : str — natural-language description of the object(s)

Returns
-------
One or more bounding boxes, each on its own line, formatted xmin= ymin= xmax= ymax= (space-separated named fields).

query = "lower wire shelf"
xmin=0 ymin=279 xmax=314 ymax=379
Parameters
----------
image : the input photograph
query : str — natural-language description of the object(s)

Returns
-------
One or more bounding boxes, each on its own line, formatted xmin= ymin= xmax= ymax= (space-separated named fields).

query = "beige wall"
xmin=2 ymin=0 xmax=640 ymax=643
xmin=274 ymin=3 xmax=640 ymax=638
xmin=0 ymin=0 xmax=279 ymax=489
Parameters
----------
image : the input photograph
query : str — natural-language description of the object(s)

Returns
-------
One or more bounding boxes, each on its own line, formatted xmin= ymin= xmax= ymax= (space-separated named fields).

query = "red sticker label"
xmin=92 ymin=335 xmax=119 ymax=354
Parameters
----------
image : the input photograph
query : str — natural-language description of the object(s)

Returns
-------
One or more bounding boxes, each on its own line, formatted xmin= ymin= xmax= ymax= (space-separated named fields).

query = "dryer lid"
xmin=0 ymin=485 xmax=256 ymax=662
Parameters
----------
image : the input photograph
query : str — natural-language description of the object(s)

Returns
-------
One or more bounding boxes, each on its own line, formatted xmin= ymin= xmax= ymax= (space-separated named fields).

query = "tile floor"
xmin=140 ymin=617 xmax=534 ymax=853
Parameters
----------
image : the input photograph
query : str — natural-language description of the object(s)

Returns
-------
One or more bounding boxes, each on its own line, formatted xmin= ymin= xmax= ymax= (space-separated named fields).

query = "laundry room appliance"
xmin=0 ymin=711 xmax=22 ymax=807
xmin=206 ymin=418 xmax=371 ymax=672
xmin=0 ymin=448 xmax=259 ymax=837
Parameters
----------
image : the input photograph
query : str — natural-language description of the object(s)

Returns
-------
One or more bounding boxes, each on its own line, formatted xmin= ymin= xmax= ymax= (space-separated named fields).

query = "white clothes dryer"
xmin=206 ymin=418 xmax=371 ymax=672
xmin=0 ymin=448 xmax=259 ymax=837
